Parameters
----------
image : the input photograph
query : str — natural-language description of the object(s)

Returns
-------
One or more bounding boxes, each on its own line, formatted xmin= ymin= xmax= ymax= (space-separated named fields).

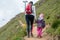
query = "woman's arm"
xmin=33 ymin=6 xmax=36 ymax=19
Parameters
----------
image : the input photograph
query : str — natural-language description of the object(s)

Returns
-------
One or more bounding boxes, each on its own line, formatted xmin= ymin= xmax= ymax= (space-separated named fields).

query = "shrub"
xmin=55 ymin=26 xmax=60 ymax=35
xmin=46 ymin=27 xmax=55 ymax=35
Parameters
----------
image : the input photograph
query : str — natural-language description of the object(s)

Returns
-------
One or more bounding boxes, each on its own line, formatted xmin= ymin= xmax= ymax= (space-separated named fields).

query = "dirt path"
xmin=24 ymin=25 xmax=50 ymax=40
xmin=18 ymin=20 xmax=50 ymax=40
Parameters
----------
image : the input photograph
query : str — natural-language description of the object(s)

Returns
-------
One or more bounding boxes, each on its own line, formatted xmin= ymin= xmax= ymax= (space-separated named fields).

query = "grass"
xmin=0 ymin=0 xmax=60 ymax=40
xmin=35 ymin=0 xmax=60 ymax=37
xmin=0 ymin=13 xmax=26 ymax=40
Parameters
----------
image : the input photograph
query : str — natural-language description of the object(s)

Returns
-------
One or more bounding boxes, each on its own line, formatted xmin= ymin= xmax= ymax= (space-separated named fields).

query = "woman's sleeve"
xmin=33 ymin=6 xmax=36 ymax=19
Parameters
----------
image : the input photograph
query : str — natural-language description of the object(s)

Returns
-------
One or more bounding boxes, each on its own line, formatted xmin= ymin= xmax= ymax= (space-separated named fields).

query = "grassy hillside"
xmin=35 ymin=0 xmax=60 ymax=39
xmin=0 ymin=0 xmax=60 ymax=40
xmin=0 ymin=13 xmax=26 ymax=40
xmin=36 ymin=0 xmax=59 ymax=23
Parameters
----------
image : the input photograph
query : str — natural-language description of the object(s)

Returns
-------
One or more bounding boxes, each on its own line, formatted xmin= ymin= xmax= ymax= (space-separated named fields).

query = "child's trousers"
xmin=37 ymin=27 xmax=42 ymax=37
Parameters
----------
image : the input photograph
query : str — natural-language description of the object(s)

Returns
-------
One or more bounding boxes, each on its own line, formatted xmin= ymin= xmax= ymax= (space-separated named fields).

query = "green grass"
xmin=0 ymin=13 xmax=26 ymax=40
xmin=0 ymin=0 xmax=60 ymax=40
xmin=35 ymin=0 xmax=60 ymax=36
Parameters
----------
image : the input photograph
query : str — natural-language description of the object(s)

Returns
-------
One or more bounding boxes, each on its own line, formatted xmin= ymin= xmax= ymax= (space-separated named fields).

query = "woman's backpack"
xmin=25 ymin=4 xmax=32 ymax=15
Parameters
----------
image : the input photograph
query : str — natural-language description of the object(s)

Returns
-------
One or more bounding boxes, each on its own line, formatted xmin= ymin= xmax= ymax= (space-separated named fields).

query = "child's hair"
xmin=39 ymin=13 xmax=44 ymax=17
xmin=39 ymin=13 xmax=44 ymax=20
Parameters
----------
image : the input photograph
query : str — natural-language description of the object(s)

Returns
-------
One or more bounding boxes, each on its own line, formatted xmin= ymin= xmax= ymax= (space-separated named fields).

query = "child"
xmin=36 ymin=13 xmax=45 ymax=38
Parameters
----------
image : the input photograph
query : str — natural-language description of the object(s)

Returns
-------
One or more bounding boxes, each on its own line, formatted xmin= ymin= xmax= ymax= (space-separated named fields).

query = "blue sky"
xmin=0 ymin=0 xmax=38 ymax=27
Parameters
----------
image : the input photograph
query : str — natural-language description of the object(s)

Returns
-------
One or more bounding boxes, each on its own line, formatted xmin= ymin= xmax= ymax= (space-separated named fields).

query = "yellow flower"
xmin=22 ymin=24 xmax=26 ymax=29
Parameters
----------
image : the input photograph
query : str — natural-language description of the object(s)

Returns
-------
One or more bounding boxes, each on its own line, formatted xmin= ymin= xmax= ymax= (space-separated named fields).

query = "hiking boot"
xmin=27 ymin=33 xmax=30 ymax=38
xmin=27 ymin=32 xmax=30 ymax=38
xmin=31 ymin=33 xmax=33 ymax=37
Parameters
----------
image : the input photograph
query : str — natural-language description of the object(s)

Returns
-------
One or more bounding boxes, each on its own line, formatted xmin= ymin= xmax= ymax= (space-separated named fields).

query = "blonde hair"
xmin=39 ymin=13 xmax=44 ymax=20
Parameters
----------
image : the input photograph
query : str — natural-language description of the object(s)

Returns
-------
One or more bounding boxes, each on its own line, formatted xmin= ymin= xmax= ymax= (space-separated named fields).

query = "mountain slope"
xmin=0 ymin=0 xmax=60 ymax=40
xmin=35 ymin=0 xmax=60 ymax=39
xmin=0 ymin=13 xmax=26 ymax=40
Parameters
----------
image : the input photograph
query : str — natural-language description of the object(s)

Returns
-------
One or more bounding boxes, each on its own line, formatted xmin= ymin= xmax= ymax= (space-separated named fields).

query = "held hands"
xmin=34 ymin=18 xmax=37 ymax=23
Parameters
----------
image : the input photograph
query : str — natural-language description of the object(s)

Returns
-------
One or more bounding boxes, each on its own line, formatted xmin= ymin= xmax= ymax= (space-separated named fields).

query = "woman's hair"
xmin=29 ymin=1 xmax=33 ymax=5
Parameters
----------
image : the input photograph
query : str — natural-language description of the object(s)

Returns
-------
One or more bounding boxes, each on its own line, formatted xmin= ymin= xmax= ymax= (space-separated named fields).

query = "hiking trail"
xmin=19 ymin=20 xmax=50 ymax=40
xmin=24 ymin=24 xmax=50 ymax=40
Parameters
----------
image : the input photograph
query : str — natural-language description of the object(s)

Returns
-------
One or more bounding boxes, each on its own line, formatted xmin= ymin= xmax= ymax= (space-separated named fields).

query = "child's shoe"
xmin=40 ymin=36 xmax=42 ymax=38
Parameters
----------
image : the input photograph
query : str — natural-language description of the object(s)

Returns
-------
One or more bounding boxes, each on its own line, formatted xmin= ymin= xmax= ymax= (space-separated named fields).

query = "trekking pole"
xmin=23 ymin=0 xmax=28 ymax=11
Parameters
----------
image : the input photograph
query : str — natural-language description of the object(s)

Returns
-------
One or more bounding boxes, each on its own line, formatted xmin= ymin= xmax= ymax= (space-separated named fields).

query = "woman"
xmin=25 ymin=1 xmax=36 ymax=38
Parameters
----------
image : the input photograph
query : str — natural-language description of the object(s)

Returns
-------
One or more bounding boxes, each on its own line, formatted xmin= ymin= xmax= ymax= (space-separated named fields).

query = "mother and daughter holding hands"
xmin=24 ymin=1 xmax=45 ymax=38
